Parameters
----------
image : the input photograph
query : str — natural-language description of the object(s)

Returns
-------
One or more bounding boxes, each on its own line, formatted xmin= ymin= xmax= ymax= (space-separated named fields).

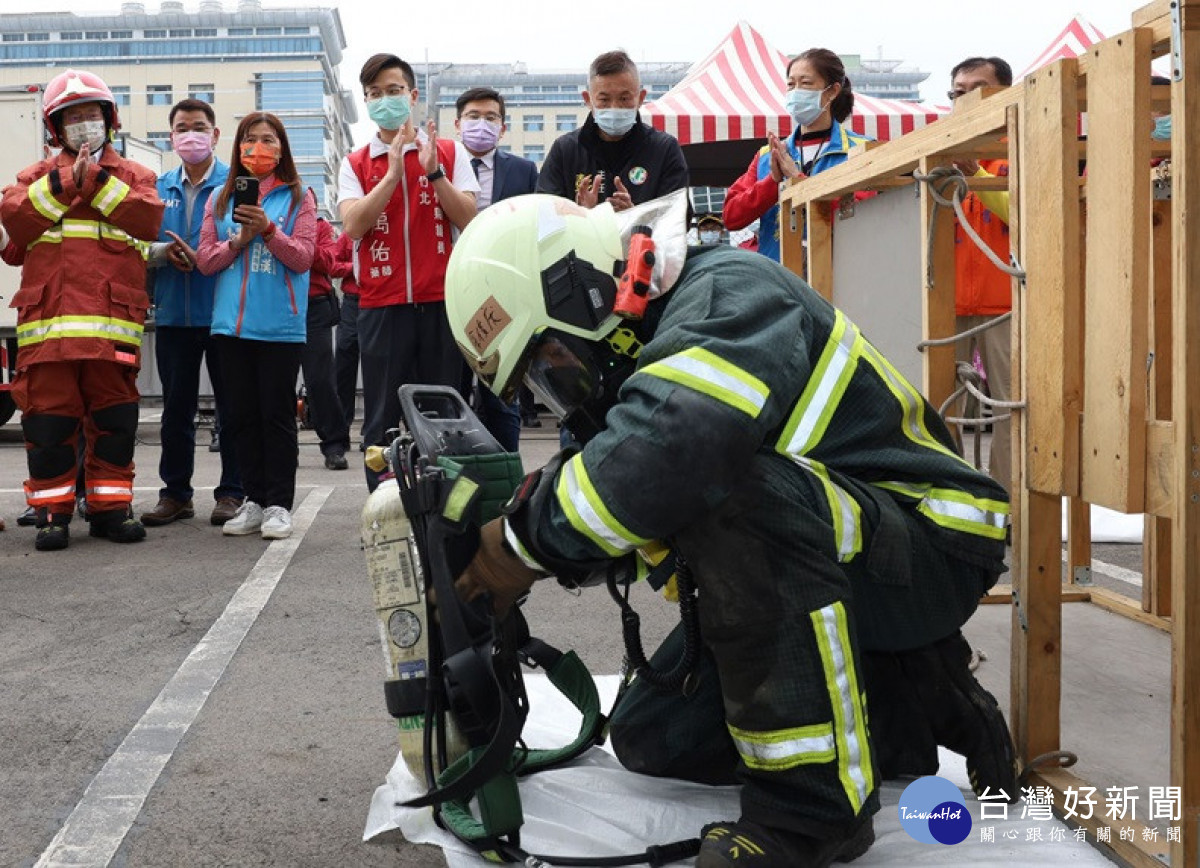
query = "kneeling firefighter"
xmin=444 ymin=191 xmax=1018 ymax=868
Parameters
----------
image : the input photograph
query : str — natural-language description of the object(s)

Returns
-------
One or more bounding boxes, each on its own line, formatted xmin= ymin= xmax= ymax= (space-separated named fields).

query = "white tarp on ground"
xmin=366 ymin=675 xmax=1113 ymax=867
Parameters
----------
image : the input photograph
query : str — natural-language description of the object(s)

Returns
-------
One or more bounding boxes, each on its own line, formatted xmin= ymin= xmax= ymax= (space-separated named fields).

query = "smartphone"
xmin=232 ymin=175 xmax=259 ymax=221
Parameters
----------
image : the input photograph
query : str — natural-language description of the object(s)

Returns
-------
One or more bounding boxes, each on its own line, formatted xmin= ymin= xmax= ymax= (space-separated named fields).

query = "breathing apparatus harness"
xmin=385 ymin=384 xmax=700 ymax=866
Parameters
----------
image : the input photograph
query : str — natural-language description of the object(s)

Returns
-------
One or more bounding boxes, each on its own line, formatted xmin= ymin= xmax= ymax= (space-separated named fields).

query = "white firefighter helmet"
xmin=444 ymin=194 xmax=625 ymax=402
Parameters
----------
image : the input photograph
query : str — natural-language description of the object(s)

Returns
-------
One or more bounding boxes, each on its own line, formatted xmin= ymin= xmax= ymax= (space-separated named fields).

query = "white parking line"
xmin=1061 ymin=551 xmax=1144 ymax=587
xmin=33 ymin=486 xmax=333 ymax=868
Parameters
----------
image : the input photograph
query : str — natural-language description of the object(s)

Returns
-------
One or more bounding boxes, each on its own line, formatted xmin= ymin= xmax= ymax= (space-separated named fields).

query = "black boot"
xmin=900 ymin=632 xmax=1019 ymax=802
xmin=88 ymin=507 xmax=147 ymax=543
xmin=698 ymin=816 xmax=874 ymax=868
xmin=35 ymin=511 xmax=71 ymax=551
xmin=861 ymin=650 xmax=940 ymax=781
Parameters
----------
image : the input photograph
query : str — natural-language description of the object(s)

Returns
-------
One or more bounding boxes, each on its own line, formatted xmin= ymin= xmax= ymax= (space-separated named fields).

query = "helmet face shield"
xmin=525 ymin=331 xmax=599 ymax=420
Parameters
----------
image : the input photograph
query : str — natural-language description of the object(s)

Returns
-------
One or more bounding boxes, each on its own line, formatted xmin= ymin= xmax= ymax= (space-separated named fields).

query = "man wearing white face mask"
xmin=454 ymin=85 xmax=539 ymax=450
xmin=538 ymin=49 xmax=688 ymax=213
xmin=141 ymin=98 xmax=244 ymax=529
xmin=1 ymin=68 xmax=164 ymax=551
xmin=338 ymin=53 xmax=480 ymax=490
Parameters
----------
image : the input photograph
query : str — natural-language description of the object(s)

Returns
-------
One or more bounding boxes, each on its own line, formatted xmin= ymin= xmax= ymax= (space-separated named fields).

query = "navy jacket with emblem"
xmin=537 ymin=112 xmax=688 ymax=206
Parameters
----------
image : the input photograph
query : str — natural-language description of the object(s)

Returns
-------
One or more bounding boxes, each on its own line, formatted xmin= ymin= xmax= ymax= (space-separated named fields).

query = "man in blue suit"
xmin=454 ymin=86 xmax=539 ymax=450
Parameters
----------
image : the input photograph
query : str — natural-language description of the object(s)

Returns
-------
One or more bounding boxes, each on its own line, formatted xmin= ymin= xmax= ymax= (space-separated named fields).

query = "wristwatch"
xmin=426 ymin=164 xmax=445 ymax=183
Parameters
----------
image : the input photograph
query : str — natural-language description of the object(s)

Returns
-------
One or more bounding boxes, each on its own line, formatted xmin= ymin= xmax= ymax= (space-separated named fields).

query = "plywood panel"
xmin=1019 ymin=58 xmax=1082 ymax=497
xmin=1080 ymin=30 xmax=1152 ymax=512
xmin=917 ymin=157 xmax=958 ymax=411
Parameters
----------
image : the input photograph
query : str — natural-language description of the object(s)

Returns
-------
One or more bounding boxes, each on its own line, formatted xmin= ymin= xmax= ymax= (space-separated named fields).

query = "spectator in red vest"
xmin=301 ymin=217 xmax=352 ymax=470
xmin=332 ymin=230 xmax=360 ymax=450
xmin=338 ymin=53 xmax=480 ymax=489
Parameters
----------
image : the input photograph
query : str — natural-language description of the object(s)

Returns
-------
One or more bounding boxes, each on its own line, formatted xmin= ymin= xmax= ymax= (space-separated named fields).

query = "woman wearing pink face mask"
xmin=196 ymin=111 xmax=316 ymax=541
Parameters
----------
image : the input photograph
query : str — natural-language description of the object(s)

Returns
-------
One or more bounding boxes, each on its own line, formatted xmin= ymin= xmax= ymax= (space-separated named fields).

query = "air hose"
xmin=608 ymin=553 xmax=701 ymax=693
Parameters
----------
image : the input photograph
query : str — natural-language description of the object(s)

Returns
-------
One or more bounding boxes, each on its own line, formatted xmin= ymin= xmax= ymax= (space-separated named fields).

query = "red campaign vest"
xmin=348 ymin=139 xmax=457 ymax=308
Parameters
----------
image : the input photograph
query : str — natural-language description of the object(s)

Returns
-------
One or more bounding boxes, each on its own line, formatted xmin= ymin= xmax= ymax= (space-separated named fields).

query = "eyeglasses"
xmin=947 ymin=90 xmax=968 ymax=101
xmin=462 ymin=112 xmax=503 ymax=123
xmin=365 ymin=86 xmax=408 ymax=100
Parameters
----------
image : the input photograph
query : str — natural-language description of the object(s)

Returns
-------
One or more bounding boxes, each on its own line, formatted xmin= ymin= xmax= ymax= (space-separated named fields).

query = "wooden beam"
xmin=1081 ymin=30 xmax=1152 ymax=513
xmin=1066 ymin=496 xmax=1092 ymax=585
xmin=1028 ymin=768 xmax=1173 ymax=867
xmin=780 ymin=86 xmax=1021 ymax=207
xmin=1145 ymin=199 xmax=1174 ymax=616
xmin=980 ymin=583 xmax=1090 ymax=604
xmin=1169 ymin=6 xmax=1200 ymax=861
xmin=918 ymin=157 xmax=957 ymax=411
xmin=1088 ymin=587 xmax=1172 ymax=634
xmin=778 ymin=176 xmax=806 ymax=280
xmin=1145 ymin=420 xmax=1177 ymax=519
xmin=1019 ymin=58 xmax=1082 ymax=496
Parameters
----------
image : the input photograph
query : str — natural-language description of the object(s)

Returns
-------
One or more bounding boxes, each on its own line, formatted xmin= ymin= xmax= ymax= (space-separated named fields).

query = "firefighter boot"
xmin=88 ymin=507 xmax=147 ymax=543
xmin=35 ymin=511 xmax=72 ymax=552
xmin=697 ymin=816 xmax=875 ymax=868
xmin=902 ymin=631 xmax=1020 ymax=802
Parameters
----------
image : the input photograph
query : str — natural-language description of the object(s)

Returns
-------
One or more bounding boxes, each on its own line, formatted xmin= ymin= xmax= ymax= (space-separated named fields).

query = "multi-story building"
xmin=0 ymin=1 xmax=356 ymax=220
xmin=839 ymin=54 xmax=930 ymax=100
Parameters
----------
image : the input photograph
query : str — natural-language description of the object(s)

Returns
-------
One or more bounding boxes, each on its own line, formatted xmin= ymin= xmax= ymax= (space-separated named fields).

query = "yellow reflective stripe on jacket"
xmin=29 ymin=219 xmax=149 ymax=257
xmin=874 ymin=481 xmax=1009 ymax=541
xmin=29 ymin=175 xmax=68 ymax=223
xmin=811 ymin=601 xmax=873 ymax=812
xmin=555 ymin=453 xmax=649 ymax=556
xmin=635 ymin=347 xmax=769 ymax=419
xmin=727 ymin=721 xmax=836 ymax=771
xmin=777 ymin=310 xmax=863 ymax=456
xmin=17 ymin=315 xmax=144 ymax=347
xmin=90 ymin=174 xmax=130 ymax=217
xmin=796 ymin=457 xmax=862 ymax=561
xmin=503 ymin=518 xmax=547 ymax=573
xmin=858 ymin=341 xmax=966 ymax=464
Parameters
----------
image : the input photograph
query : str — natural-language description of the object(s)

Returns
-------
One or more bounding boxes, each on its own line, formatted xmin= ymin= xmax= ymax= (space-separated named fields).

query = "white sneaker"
xmin=260 ymin=505 xmax=292 ymax=540
xmin=222 ymin=500 xmax=263 ymax=536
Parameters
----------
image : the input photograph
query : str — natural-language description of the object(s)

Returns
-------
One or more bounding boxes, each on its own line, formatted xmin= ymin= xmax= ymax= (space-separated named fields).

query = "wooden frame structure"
xmin=777 ymin=2 xmax=1197 ymax=864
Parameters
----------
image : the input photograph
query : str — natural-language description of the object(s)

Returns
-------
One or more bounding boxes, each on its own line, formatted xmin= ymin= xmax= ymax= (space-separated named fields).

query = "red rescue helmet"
xmin=43 ymin=69 xmax=120 ymax=147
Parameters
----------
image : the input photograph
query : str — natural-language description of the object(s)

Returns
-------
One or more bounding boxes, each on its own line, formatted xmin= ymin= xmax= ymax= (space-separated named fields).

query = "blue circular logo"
xmin=897 ymin=776 xmax=972 ymax=845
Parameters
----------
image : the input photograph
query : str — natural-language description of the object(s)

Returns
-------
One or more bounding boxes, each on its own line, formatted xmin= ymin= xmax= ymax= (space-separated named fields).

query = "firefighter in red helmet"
xmin=0 ymin=69 xmax=164 ymax=550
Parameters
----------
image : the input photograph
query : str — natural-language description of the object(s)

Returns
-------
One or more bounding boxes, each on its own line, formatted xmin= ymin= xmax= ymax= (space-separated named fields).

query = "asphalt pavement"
xmin=0 ymin=410 xmax=678 ymax=868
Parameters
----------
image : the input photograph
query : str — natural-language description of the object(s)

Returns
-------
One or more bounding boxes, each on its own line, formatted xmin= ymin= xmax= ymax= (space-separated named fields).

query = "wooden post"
xmin=917 ymin=156 xmax=957 ymax=412
xmin=1010 ymin=94 xmax=1063 ymax=764
xmin=1080 ymin=30 xmax=1152 ymax=513
xmin=1019 ymin=58 xmax=1082 ymax=497
xmin=1144 ymin=199 xmax=1173 ymax=615
xmin=1169 ymin=3 xmax=1200 ymax=862
xmin=804 ymin=200 xmax=834 ymax=300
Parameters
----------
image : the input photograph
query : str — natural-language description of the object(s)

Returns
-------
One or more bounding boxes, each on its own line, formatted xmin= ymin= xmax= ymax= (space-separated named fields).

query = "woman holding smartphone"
xmin=196 ymin=112 xmax=316 ymax=540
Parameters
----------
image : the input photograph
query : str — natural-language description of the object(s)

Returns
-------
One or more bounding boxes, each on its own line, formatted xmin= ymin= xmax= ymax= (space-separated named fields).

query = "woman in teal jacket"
xmin=723 ymin=49 xmax=871 ymax=261
xmin=197 ymin=111 xmax=316 ymax=540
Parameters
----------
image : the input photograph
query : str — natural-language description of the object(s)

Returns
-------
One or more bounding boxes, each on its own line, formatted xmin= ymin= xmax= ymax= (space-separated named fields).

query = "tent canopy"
xmin=641 ymin=21 xmax=945 ymax=186
xmin=1020 ymin=14 xmax=1105 ymax=78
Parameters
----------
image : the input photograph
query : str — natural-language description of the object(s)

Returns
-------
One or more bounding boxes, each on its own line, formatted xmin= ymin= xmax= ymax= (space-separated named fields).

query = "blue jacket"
xmin=755 ymin=119 xmax=871 ymax=262
xmin=155 ymin=159 xmax=229 ymax=327
xmin=211 ymin=184 xmax=309 ymax=343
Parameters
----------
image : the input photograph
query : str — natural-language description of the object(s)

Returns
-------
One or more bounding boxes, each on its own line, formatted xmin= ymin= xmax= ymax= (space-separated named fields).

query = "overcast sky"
xmin=4 ymin=0 xmax=1147 ymax=146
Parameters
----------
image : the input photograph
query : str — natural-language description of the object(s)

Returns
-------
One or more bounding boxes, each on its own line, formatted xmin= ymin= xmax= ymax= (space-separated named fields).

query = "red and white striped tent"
xmin=1020 ymin=14 xmax=1105 ymax=77
xmin=641 ymin=21 xmax=944 ymax=146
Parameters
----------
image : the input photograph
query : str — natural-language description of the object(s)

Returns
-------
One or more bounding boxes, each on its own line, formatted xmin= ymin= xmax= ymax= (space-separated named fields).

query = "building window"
xmin=110 ymin=30 xmax=132 ymax=38
xmin=189 ymin=83 xmax=215 ymax=102
xmin=2 ymin=34 xmax=25 ymax=42
xmin=556 ymin=114 xmax=576 ymax=132
xmin=228 ymin=27 xmax=253 ymax=35
xmin=147 ymin=85 xmax=173 ymax=106
xmin=147 ymin=132 xmax=172 ymax=151
xmin=497 ymin=144 xmax=512 ymax=154
xmin=523 ymin=114 xmax=544 ymax=133
xmin=28 ymin=33 xmax=49 ymax=42
xmin=255 ymin=27 xmax=282 ymax=35
xmin=524 ymin=146 xmax=545 ymax=162
xmin=86 ymin=31 xmax=107 ymax=39
xmin=144 ymin=29 xmax=167 ymax=38
xmin=169 ymin=29 xmax=192 ymax=38
xmin=111 ymin=86 xmax=131 ymax=106
xmin=256 ymin=71 xmax=323 ymax=112
xmin=194 ymin=28 xmax=216 ymax=37
xmin=284 ymin=26 xmax=311 ymax=34
xmin=61 ymin=32 xmax=83 ymax=40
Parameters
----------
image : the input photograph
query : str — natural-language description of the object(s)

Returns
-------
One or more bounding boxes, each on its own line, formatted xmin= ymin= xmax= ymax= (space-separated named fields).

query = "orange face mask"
xmin=241 ymin=141 xmax=280 ymax=176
